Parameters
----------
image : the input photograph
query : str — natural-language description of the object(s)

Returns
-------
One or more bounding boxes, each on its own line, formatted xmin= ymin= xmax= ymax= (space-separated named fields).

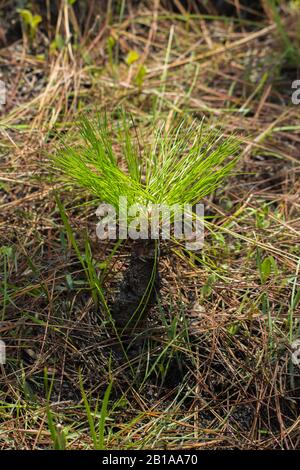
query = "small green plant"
xmin=53 ymin=113 xmax=239 ymax=330
xmin=54 ymin=114 xmax=239 ymax=211
xmin=18 ymin=8 xmax=42 ymax=42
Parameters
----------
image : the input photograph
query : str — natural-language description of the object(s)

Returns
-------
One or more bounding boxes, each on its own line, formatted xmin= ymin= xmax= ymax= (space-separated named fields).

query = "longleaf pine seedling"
xmin=53 ymin=113 xmax=239 ymax=335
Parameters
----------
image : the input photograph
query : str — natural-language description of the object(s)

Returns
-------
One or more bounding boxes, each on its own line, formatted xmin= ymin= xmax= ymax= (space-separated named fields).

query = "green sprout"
xmin=53 ymin=113 xmax=240 ymax=332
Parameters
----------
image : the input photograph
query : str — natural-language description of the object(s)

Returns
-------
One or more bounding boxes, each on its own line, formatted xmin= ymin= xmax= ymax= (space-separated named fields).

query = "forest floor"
xmin=0 ymin=0 xmax=300 ymax=449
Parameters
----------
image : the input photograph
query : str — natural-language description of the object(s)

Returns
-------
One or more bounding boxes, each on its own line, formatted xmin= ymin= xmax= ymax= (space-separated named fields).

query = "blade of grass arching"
xmin=99 ymin=238 xmax=124 ymax=283
xmin=98 ymin=380 xmax=113 ymax=450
